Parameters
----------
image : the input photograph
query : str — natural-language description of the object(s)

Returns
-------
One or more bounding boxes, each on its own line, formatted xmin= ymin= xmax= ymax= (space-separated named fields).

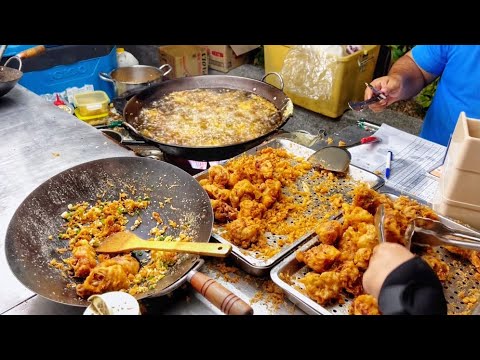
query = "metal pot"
xmin=99 ymin=64 xmax=172 ymax=97
xmin=123 ymin=72 xmax=293 ymax=161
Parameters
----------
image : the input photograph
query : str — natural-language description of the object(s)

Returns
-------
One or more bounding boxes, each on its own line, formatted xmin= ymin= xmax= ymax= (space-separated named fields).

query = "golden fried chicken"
xmin=393 ymin=196 xmax=439 ymax=221
xmin=355 ymin=223 xmax=378 ymax=249
xmin=422 ymin=254 xmax=450 ymax=281
xmin=349 ymin=294 xmax=381 ymax=315
xmin=76 ymin=254 xmax=140 ymax=298
xmin=296 ymin=244 xmax=341 ymax=273
xmin=202 ymin=183 xmax=231 ymax=201
xmin=352 ymin=183 xmax=394 ymax=215
xmin=208 ymin=165 xmax=230 ymax=187
xmin=229 ymin=179 xmax=259 ymax=208
xmin=354 ymin=247 xmax=372 ymax=270
xmin=383 ymin=207 xmax=408 ymax=246
xmin=300 ymin=271 xmax=344 ymax=305
xmin=342 ymin=204 xmax=374 ymax=230
xmin=66 ymin=239 xmax=97 ymax=278
xmin=338 ymin=261 xmax=362 ymax=296
xmin=259 ymin=179 xmax=282 ymax=209
xmin=315 ymin=220 xmax=342 ymax=245
xmin=239 ymin=199 xmax=267 ymax=219
xmin=255 ymin=158 xmax=274 ymax=180
xmin=225 ymin=217 xmax=261 ymax=249
xmin=211 ymin=199 xmax=238 ymax=222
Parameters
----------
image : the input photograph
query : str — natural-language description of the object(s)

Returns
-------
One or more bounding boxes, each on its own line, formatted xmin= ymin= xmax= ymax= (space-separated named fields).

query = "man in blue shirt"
xmin=365 ymin=45 xmax=480 ymax=146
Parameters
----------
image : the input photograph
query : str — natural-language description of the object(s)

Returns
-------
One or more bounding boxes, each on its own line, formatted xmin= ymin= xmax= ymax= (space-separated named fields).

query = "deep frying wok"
xmin=5 ymin=157 xmax=251 ymax=314
xmin=0 ymin=46 xmax=46 ymax=98
xmin=123 ymin=73 xmax=293 ymax=161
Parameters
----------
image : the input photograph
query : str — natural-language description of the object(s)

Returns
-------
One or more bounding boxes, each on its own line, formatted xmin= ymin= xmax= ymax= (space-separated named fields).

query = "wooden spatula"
xmin=95 ymin=231 xmax=231 ymax=257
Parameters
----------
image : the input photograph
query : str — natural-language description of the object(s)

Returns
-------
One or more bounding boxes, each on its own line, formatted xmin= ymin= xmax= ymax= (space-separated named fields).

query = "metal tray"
xmin=195 ymin=138 xmax=384 ymax=276
xmin=270 ymin=192 xmax=480 ymax=315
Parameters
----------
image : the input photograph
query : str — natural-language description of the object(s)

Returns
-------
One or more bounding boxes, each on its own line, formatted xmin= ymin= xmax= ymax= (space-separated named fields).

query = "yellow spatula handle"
xmin=127 ymin=241 xmax=231 ymax=258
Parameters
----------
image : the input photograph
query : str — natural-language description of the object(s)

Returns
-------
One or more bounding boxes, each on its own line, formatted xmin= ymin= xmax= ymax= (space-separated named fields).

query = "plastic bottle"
xmin=116 ymin=47 xmax=139 ymax=67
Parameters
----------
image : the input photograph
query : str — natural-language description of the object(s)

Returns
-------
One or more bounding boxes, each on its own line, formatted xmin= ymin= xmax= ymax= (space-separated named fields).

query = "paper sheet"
xmin=349 ymin=124 xmax=446 ymax=203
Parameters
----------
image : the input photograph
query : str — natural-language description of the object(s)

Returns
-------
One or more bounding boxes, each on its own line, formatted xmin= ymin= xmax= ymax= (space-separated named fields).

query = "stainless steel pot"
xmin=99 ymin=64 xmax=172 ymax=96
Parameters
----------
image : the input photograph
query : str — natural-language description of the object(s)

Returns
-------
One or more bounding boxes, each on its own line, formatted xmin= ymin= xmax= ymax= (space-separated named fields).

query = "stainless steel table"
xmin=0 ymin=85 xmax=303 ymax=315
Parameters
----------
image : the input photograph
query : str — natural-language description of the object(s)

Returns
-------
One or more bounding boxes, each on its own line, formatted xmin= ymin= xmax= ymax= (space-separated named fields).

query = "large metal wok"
xmin=5 ymin=157 xmax=252 ymax=314
xmin=0 ymin=46 xmax=46 ymax=98
xmin=123 ymin=73 xmax=293 ymax=161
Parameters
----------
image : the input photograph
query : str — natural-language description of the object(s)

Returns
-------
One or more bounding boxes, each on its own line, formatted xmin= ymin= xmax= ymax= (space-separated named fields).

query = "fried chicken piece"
xmin=211 ymin=199 xmax=238 ymax=222
xmin=393 ymin=196 xmax=439 ymax=221
xmin=296 ymin=244 xmax=341 ymax=273
xmin=352 ymin=183 xmax=394 ymax=215
xmin=208 ymin=165 xmax=230 ymax=187
xmin=383 ymin=207 xmax=408 ymax=246
xmin=225 ymin=217 xmax=261 ymax=249
xmin=203 ymin=183 xmax=231 ymax=201
xmin=355 ymin=223 xmax=378 ymax=249
xmin=349 ymin=294 xmax=381 ymax=315
xmin=229 ymin=179 xmax=259 ymax=208
xmin=342 ymin=204 xmax=374 ymax=230
xmin=259 ymin=179 xmax=282 ymax=209
xmin=300 ymin=271 xmax=344 ymax=305
xmin=315 ymin=220 xmax=342 ymax=245
xmin=422 ymin=254 xmax=450 ymax=281
xmin=354 ymin=247 xmax=372 ymax=270
xmin=338 ymin=261 xmax=362 ymax=296
xmin=239 ymin=199 xmax=267 ymax=219
xmin=337 ymin=226 xmax=358 ymax=262
xmin=76 ymin=254 xmax=140 ymax=298
xmin=255 ymin=158 xmax=273 ymax=180
xmin=65 ymin=239 xmax=97 ymax=278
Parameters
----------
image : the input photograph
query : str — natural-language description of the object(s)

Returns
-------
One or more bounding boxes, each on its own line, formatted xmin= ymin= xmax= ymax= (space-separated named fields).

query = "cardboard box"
xmin=158 ymin=45 xmax=209 ymax=79
xmin=203 ymin=45 xmax=260 ymax=72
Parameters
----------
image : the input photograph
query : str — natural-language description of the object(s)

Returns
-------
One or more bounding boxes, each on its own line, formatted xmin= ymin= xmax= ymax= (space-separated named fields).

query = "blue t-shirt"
xmin=411 ymin=45 xmax=480 ymax=146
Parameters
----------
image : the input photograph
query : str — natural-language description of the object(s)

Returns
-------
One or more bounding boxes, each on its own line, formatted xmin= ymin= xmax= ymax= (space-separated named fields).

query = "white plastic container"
xmin=116 ymin=47 xmax=139 ymax=67
xmin=432 ymin=111 xmax=480 ymax=230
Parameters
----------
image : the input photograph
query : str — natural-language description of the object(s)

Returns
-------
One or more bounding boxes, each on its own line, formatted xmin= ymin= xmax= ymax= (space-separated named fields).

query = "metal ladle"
xmin=308 ymin=136 xmax=380 ymax=173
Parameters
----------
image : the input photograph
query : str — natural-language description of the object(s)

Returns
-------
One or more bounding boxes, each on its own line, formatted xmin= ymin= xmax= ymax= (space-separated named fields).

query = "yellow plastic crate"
xmin=264 ymin=45 xmax=380 ymax=118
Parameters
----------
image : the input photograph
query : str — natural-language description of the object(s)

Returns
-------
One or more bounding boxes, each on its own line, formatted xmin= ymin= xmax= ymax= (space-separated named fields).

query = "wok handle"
xmin=158 ymin=63 xmax=172 ymax=77
xmin=17 ymin=45 xmax=46 ymax=59
xmin=187 ymin=270 xmax=254 ymax=315
xmin=261 ymin=72 xmax=284 ymax=91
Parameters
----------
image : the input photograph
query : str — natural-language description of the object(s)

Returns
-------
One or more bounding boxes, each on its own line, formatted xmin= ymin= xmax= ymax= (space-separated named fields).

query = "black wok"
xmin=5 ymin=157 xmax=252 ymax=314
xmin=0 ymin=46 xmax=46 ymax=98
xmin=123 ymin=73 xmax=293 ymax=161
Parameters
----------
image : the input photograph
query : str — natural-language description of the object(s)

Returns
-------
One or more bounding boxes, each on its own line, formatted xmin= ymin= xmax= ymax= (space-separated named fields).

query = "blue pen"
xmin=385 ymin=151 xmax=393 ymax=179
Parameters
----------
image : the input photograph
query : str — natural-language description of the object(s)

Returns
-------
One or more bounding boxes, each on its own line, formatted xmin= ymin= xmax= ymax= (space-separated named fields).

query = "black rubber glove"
xmin=378 ymin=256 xmax=447 ymax=315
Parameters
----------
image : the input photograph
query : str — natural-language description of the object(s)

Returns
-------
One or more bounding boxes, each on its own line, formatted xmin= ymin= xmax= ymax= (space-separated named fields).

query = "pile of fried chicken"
xmin=296 ymin=184 xmax=480 ymax=315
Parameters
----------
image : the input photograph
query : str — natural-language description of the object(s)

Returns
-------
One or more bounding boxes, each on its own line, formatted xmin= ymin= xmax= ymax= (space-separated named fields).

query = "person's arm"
xmin=363 ymin=243 xmax=447 ymax=315
xmin=365 ymin=50 xmax=438 ymax=112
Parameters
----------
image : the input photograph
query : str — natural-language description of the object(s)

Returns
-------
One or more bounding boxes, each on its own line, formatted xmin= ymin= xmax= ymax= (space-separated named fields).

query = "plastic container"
xmin=74 ymin=90 xmax=110 ymax=117
xmin=264 ymin=45 xmax=380 ymax=118
xmin=116 ymin=48 xmax=139 ymax=67
xmin=432 ymin=112 xmax=480 ymax=230
xmin=5 ymin=45 xmax=117 ymax=100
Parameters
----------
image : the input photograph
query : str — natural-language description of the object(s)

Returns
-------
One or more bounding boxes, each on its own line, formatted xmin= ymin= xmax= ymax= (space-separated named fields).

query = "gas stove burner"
xmin=162 ymin=154 xmax=224 ymax=176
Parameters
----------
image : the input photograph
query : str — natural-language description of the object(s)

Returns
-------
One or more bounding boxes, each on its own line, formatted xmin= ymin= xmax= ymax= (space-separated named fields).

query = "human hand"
xmin=362 ymin=242 xmax=415 ymax=299
xmin=364 ymin=75 xmax=403 ymax=112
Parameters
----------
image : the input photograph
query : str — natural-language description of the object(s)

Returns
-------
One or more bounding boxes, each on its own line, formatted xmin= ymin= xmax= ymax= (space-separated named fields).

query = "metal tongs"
xmin=375 ymin=204 xmax=480 ymax=251
xmin=348 ymin=83 xmax=387 ymax=112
